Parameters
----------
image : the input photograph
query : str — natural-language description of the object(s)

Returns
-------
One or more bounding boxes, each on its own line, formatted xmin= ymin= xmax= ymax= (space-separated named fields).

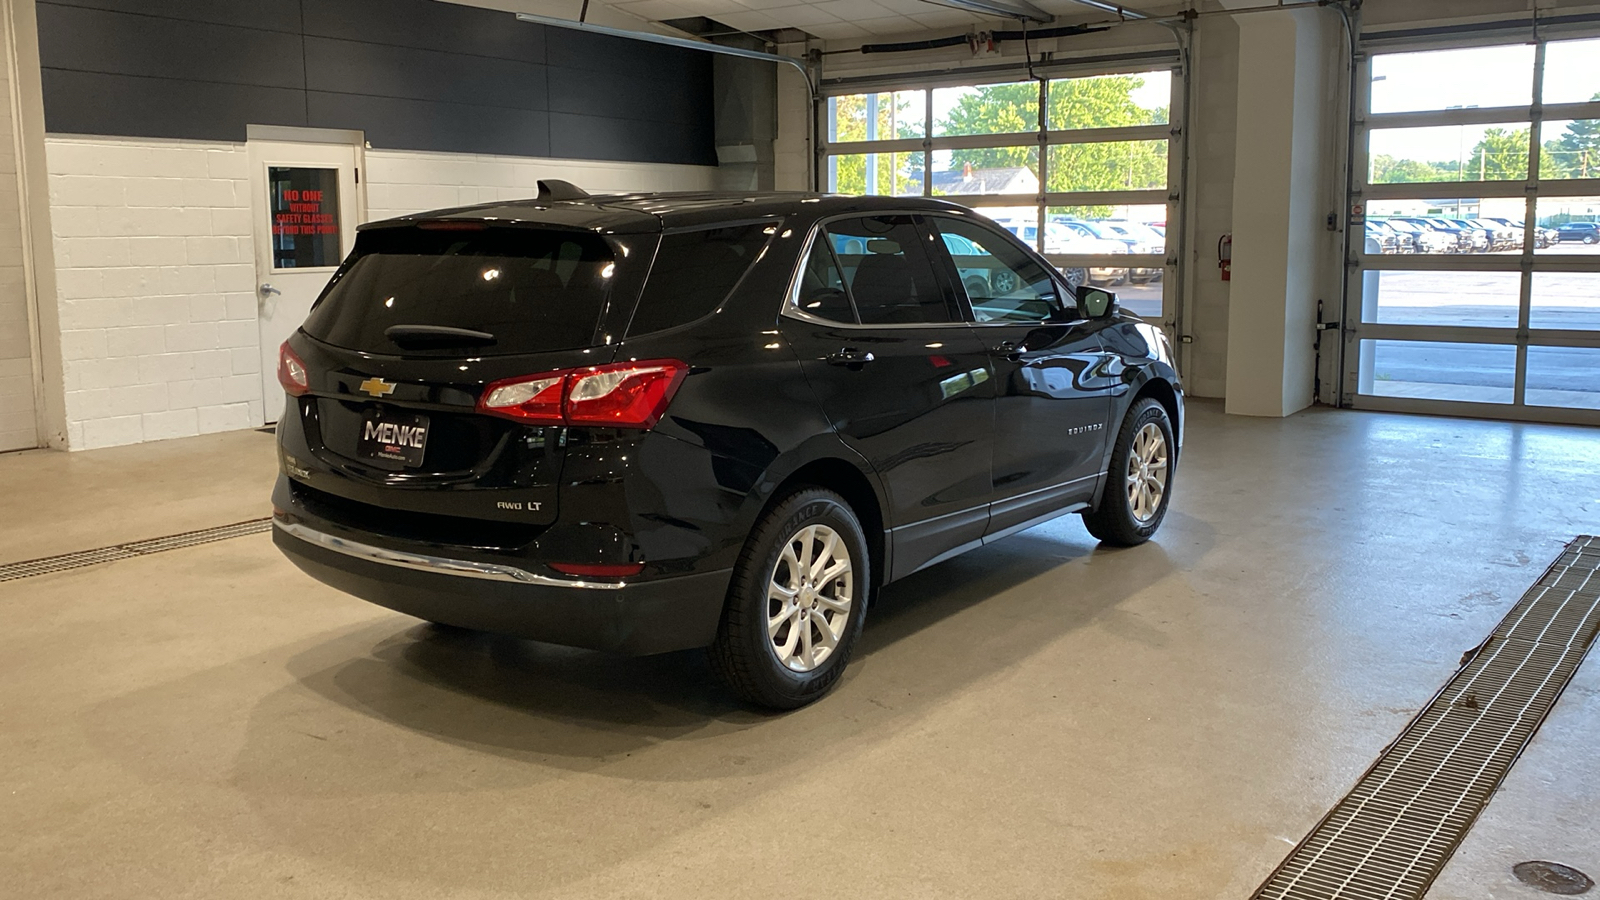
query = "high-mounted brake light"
xmin=278 ymin=343 xmax=310 ymax=396
xmin=477 ymin=360 xmax=688 ymax=429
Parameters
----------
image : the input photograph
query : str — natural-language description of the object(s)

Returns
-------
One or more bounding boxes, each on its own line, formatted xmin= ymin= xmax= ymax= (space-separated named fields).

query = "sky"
xmin=1369 ymin=37 xmax=1600 ymax=163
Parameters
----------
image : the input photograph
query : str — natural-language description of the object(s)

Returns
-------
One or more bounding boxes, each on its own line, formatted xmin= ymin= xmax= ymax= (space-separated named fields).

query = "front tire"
xmin=1082 ymin=398 xmax=1174 ymax=547
xmin=708 ymin=488 xmax=870 ymax=710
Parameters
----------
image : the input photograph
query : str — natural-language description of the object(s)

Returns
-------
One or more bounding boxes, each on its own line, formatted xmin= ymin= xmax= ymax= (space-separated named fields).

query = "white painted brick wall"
xmin=46 ymin=137 xmax=717 ymax=450
xmin=363 ymin=149 xmax=716 ymax=221
xmin=46 ymin=135 xmax=260 ymax=450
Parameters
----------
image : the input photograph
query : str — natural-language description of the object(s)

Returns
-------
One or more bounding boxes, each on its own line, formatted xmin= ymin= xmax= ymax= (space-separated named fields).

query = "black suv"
xmin=1555 ymin=222 xmax=1600 ymax=245
xmin=272 ymin=186 xmax=1183 ymax=708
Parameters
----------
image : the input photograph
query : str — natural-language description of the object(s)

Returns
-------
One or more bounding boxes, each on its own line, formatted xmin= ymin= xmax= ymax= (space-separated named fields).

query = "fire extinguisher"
xmin=1218 ymin=233 xmax=1232 ymax=282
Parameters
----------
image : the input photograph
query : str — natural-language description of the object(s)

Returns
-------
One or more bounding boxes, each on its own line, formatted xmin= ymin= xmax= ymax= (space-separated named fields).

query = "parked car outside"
xmin=1396 ymin=217 xmax=1474 ymax=253
xmin=1365 ymin=221 xmax=1399 ymax=254
xmin=1097 ymin=220 xmax=1166 ymax=282
xmin=1467 ymin=219 xmax=1517 ymax=251
xmin=995 ymin=219 xmax=1129 ymax=285
xmin=1054 ymin=219 xmax=1157 ymax=283
xmin=1447 ymin=219 xmax=1493 ymax=252
xmin=1555 ymin=222 xmax=1600 ymax=244
xmin=1474 ymin=217 xmax=1522 ymax=250
xmin=270 ymin=189 xmax=1184 ymax=709
xmin=1382 ymin=218 xmax=1453 ymax=254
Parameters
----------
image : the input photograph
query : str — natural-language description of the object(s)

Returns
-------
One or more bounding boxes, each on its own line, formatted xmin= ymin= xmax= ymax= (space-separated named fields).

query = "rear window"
xmin=303 ymin=226 xmax=616 ymax=356
xmin=625 ymin=223 xmax=776 ymax=337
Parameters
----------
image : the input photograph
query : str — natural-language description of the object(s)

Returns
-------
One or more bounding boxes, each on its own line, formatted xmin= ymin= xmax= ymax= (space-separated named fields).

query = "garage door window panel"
xmin=1360 ymin=270 xmax=1522 ymax=328
xmin=1369 ymin=45 xmax=1535 ymax=115
xmin=1530 ymin=272 xmax=1600 ymax=331
xmin=828 ymin=151 xmax=927 ymax=197
xmin=1542 ymin=39 xmax=1600 ymax=106
xmin=933 ymin=82 xmax=1038 ymax=138
xmin=1369 ymin=124 xmax=1532 ymax=184
xmin=1525 ymin=345 xmax=1600 ymax=410
xmin=1047 ymin=141 xmax=1168 ymax=193
xmin=1533 ymin=195 xmax=1600 ymax=254
xmin=1359 ymin=340 xmax=1517 ymax=405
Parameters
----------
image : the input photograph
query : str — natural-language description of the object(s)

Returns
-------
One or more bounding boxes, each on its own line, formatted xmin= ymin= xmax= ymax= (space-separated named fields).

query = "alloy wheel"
xmin=767 ymin=524 xmax=853 ymax=673
xmin=1125 ymin=422 xmax=1169 ymax=523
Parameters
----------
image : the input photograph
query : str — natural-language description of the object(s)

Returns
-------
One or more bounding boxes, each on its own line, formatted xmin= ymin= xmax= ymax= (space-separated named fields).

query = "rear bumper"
xmin=274 ymin=518 xmax=732 ymax=655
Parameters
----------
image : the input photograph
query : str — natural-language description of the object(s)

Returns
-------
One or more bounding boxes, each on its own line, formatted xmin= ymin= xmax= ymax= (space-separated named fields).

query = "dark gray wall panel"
xmin=38 ymin=0 xmax=713 ymax=167
xmin=302 ymin=0 xmax=546 ymax=64
xmin=545 ymin=28 xmax=693 ymax=75
xmin=39 ymin=4 xmax=305 ymax=89
xmin=304 ymin=36 xmax=547 ymax=112
xmin=42 ymin=70 xmax=307 ymax=141
xmin=40 ymin=0 xmax=301 ymax=33
xmin=547 ymin=66 xmax=701 ymax=125
xmin=550 ymin=112 xmax=715 ymax=166
xmin=308 ymin=91 xmax=551 ymax=158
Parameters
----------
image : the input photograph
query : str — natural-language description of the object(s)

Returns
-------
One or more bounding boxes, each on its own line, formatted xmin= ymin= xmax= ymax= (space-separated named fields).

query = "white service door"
xmin=250 ymin=139 xmax=361 ymax=424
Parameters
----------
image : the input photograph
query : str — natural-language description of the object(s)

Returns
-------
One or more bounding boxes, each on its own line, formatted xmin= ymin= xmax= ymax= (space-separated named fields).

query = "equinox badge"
xmin=359 ymin=377 xmax=397 ymax=398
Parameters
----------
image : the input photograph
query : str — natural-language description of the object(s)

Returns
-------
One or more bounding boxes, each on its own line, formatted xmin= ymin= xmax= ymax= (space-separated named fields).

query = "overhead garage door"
xmin=1343 ymin=33 xmax=1600 ymax=426
xmin=819 ymin=57 xmax=1183 ymax=327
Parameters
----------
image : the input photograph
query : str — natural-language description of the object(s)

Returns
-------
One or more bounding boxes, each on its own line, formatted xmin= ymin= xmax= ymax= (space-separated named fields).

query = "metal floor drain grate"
xmin=0 ymin=518 xmax=273 ymax=583
xmin=1253 ymin=535 xmax=1600 ymax=900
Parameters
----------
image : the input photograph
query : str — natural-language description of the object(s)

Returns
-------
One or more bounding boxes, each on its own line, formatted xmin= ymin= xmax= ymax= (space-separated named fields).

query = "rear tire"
xmin=708 ymin=488 xmax=870 ymax=710
xmin=1082 ymin=398 xmax=1174 ymax=547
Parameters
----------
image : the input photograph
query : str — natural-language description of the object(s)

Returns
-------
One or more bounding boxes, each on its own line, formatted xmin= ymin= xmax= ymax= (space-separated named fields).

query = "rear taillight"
xmin=480 ymin=374 xmax=565 ymax=425
xmin=478 ymin=360 xmax=688 ymax=429
xmin=278 ymin=343 xmax=309 ymax=396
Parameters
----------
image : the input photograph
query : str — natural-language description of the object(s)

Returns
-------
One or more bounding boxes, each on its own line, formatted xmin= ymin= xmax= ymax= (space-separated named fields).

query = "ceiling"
xmin=596 ymin=0 xmax=1192 ymax=41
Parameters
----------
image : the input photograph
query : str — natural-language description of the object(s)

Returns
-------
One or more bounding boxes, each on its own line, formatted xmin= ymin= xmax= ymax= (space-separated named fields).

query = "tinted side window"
xmin=796 ymin=238 xmax=856 ymax=323
xmin=933 ymin=218 xmax=1063 ymax=324
xmin=626 ymin=223 xmax=775 ymax=337
xmin=825 ymin=215 xmax=957 ymax=325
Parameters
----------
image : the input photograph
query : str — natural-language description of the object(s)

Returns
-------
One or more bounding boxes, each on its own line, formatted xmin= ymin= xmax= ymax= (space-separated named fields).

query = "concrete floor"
xmin=2 ymin=402 xmax=1597 ymax=899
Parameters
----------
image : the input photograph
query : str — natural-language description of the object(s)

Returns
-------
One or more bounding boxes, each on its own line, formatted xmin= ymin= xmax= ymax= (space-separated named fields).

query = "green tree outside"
xmin=1543 ymin=94 xmax=1600 ymax=179
xmin=829 ymin=91 xmax=923 ymax=195
xmin=937 ymin=75 xmax=1168 ymax=217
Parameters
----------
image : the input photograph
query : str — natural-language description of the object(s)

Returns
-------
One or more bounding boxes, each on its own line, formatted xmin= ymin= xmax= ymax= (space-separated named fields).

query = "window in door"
xmin=823 ymin=216 xmax=957 ymax=325
xmin=794 ymin=237 xmax=857 ymax=323
xmin=931 ymin=217 xmax=1063 ymax=324
xmin=269 ymin=166 xmax=343 ymax=269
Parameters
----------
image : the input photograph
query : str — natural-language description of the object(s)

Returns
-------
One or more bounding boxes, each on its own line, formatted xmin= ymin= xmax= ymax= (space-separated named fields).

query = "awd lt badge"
xmin=359 ymin=377 xmax=397 ymax=398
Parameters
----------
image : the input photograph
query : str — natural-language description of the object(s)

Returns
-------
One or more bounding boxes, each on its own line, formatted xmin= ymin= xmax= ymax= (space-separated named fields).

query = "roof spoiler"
xmin=537 ymin=179 xmax=590 ymax=202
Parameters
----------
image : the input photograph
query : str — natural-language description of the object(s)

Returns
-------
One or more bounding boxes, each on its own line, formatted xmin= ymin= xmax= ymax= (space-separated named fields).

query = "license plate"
xmin=357 ymin=408 xmax=429 ymax=468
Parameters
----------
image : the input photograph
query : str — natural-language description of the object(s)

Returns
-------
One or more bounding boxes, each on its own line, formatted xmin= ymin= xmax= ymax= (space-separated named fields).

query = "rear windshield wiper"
xmin=384 ymin=324 xmax=497 ymax=348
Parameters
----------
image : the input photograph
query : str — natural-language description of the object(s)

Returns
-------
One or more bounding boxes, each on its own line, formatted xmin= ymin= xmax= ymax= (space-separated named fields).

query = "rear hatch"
xmin=283 ymin=221 xmax=652 ymax=542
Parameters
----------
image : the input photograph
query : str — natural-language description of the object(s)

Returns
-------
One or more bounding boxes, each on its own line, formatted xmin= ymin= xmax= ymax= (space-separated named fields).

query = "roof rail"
xmin=537 ymin=180 xmax=590 ymax=202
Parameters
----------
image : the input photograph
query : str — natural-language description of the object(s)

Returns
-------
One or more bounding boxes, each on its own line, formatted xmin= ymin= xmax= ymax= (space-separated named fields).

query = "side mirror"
xmin=1074 ymin=284 xmax=1118 ymax=319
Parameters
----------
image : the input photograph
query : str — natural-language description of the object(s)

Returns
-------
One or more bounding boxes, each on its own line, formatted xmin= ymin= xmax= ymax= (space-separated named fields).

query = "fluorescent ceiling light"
xmin=917 ymin=0 xmax=1055 ymax=24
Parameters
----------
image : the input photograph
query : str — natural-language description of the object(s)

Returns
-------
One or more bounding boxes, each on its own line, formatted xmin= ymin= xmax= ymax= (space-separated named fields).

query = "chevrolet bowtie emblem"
xmin=359 ymin=377 xmax=397 ymax=398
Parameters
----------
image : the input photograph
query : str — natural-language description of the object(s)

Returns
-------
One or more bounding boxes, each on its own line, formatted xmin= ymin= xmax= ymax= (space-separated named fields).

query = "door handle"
xmin=826 ymin=347 xmax=875 ymax=367
xmin=994 ymin=340 xmax=1024 ymax=361
xmin=259 ymin=283 xmax=281 ymax=297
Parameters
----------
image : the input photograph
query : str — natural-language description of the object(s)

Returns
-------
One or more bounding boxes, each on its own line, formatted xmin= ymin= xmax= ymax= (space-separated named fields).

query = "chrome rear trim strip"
xmin=273 ymin=519 xmax=629 ymax=590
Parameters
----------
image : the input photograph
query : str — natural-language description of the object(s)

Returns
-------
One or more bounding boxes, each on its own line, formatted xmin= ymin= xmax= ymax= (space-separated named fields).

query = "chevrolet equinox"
xmin=272 ymin=183 xmax=1183 ymax=709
